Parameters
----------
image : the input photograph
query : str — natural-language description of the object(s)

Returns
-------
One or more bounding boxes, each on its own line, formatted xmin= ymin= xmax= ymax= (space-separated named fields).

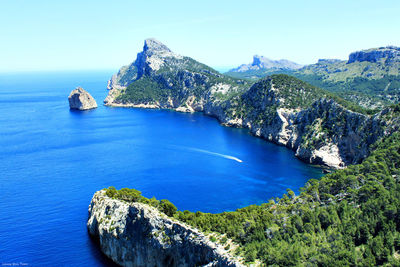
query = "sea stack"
xmin=68 ymin=87 xmax=97 ymax=110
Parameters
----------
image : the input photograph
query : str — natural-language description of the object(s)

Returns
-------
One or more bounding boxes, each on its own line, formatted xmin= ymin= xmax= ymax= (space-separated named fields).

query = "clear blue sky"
xmin=1 ymin=0 xmax=399 ymax=72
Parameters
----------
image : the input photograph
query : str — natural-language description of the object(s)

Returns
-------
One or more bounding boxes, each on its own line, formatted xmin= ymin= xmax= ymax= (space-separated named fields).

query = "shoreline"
xmin=103 ymin=102 xmax=333 ymax=172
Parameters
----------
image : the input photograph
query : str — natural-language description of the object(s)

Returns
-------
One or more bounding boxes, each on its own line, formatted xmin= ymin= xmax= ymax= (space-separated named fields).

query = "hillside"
xmin=105 ymin=38 xmax=250 ymax=112
xmin=225 ymin=46 xmax=400 ymax=109
xmin=176 ymin=128 xmax=400 ymax=265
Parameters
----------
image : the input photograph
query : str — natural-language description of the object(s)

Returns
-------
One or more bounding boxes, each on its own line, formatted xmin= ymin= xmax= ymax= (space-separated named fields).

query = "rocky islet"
xmin=68 ymin=87 xmax=98 ymax=110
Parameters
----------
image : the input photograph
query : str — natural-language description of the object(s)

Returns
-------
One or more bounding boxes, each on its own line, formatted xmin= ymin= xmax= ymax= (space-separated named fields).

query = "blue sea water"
xmin=0 ymin=71 xmax=323 ymax=266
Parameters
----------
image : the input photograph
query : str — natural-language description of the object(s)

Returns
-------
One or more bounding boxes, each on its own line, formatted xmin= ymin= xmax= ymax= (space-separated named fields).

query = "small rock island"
xmin=68 ymin=87 xmax=97 ymax=110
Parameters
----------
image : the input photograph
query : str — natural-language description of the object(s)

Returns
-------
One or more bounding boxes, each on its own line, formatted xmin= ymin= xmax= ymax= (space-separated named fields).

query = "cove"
xmin=0 ymin=71 xmax=323 ymax=266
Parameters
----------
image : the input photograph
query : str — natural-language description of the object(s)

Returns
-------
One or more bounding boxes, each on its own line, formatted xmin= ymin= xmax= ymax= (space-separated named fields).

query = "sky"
xmin=1 ymin=0 xmax=399 ymax=72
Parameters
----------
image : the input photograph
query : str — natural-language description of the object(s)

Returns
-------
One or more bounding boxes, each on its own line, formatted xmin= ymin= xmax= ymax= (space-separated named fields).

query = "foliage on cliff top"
xmin=105 ymin=187 xmax=177 ymax=217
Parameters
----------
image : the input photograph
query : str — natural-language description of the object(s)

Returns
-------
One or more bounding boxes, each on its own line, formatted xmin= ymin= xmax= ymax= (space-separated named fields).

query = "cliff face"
xmin=348 ymin=46 xmax=400 ymax=64
xmin=87 ymin=190 xmax=242 ymax=267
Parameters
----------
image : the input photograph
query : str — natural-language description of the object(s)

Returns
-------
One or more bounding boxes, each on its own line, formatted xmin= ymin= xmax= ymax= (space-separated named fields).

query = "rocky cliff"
xmin=204 ymin=76 xmax=400 ymax=168
xmin=87 ymin=190 xmax=242 ymax=267
xmin=348 ymin=46 xmax=400 ymax=64
xmin=68 ymin=87 xmax=97 ymax=110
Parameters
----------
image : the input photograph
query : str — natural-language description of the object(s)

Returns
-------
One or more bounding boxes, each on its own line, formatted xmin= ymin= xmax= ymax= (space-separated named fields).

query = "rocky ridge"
xmin=228 ymin=55 xmax=302 ymax=73
xmin=68 ymin=87 xmax=97 ymax=110
xmin=87 ymin=190 xmax=243 ymax=267
xmin=348 ymin=46 xmax=400 ymax=64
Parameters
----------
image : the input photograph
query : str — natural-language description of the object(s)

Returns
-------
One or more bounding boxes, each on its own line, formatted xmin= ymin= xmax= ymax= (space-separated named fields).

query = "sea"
xmin=0 ymin=70 xmax=323 ymax=266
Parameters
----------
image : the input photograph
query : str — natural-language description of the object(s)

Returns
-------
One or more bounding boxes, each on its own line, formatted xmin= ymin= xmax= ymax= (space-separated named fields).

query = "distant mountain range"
xmin=228 ymin=55 xmax=303 ymax=73
xmin=225 ymin=46 xmax=400 ymax=108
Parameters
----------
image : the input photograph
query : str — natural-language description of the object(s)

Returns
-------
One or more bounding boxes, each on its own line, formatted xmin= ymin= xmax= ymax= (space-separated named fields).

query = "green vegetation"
xmin=117 ymin=76 xmax=172 ymax=104
xmin=177 ymin=132 xmax=400 ymax=265
xmin=107 ymin=131 xmax=400 ymax=265
xmin=225 ymin=60 xmax=400 ymax=109
xmin=237 ymin=74 xmax=375 ymax=116
xmin=105 ymin=187 xmax=177 ymax=217
xmin=116 ymin=55 xmax=250 ymax=105
xmin=292 ymin=74 xmax=400 ymax=109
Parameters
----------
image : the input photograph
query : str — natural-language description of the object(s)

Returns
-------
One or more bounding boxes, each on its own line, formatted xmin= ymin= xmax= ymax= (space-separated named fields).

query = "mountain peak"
xmin=143 ymin=38 xmax=172 ymax=53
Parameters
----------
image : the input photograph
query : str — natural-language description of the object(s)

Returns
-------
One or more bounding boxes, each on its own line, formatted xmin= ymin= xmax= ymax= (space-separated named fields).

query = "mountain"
xmin=104 ymin=38 xmax=250 ymax=112
xmin=228 ymin=55 xmax=302 ymax=73
xmin=225 ymin=46 xmax=400 ymax=109
xmin=225 ymin=55 xmax=302 ymax=80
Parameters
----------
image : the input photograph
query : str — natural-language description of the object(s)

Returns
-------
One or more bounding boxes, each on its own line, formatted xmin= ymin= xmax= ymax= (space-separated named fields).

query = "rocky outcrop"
xmin=229 ymin=55 xmax=302 ymax=73
xmin=87 ymin=190 xmax=242 ymax=267
xmin=68 ymin=87 xmax=97 ymax=110
xmin=348 ymin=46 xmax=400 ymax=64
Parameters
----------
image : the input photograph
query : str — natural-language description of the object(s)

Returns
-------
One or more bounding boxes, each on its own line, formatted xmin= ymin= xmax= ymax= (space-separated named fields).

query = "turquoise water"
xmin=0 ymin=71 xmax=323 ymax=266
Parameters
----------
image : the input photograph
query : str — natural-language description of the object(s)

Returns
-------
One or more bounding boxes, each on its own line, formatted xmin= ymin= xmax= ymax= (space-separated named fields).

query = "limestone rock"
xmin=68 ymin=87 xmax=97 ymax=110
xmin=87 ymin=190 xmax=243 ymax=267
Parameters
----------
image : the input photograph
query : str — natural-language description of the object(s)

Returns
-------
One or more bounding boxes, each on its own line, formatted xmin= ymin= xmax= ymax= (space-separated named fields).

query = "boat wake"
xmin=187 ymin=147 xmax=243 ymax=163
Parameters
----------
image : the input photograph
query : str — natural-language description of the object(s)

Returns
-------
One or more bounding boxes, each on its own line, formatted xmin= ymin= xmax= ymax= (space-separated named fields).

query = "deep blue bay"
xmin=0 ymin=71 xmax=323 ymax=266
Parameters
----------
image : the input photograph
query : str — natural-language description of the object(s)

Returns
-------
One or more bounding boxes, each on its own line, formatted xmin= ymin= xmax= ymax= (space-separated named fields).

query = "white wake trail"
xmin=188 ymin=148 xmax=243 ymax=163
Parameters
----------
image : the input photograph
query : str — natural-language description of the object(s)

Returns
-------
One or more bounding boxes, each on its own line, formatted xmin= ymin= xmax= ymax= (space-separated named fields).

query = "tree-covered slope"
xmin=177 ymin=130 xmax=400 ymax=266
xmin=104 ymin=123 xmax=400 ymax=265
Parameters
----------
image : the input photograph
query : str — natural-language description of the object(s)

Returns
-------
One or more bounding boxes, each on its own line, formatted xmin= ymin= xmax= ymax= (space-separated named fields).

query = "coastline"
xmin=102 ymin=101 xmax=335 ymax=171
